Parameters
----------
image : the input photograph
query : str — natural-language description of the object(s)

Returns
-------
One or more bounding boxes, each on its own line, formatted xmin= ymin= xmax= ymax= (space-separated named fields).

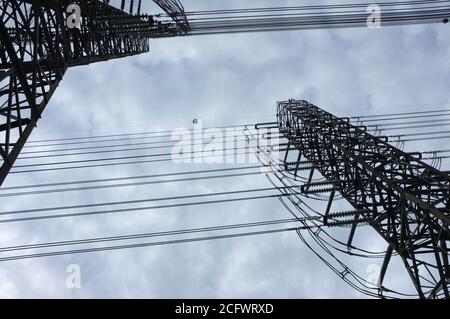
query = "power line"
xmin=20 ymin=133 xmax=285 ymax=156
xmin=370 ymin=123 xmax=450 ymax=133
xmin=184 ymin=3 xmax=450 ymax=35
xmin=0 ymin=186 xmax=295 ymax=217
xmin=2 ymin=170 xmax=270 ymax=196
xmin=0 ymin=227 xmax=298 ymax=262
xmin=13 ymin=144 xmax=283 ymax=168
xmin=0 ymin=217 xmax=309 ymax=253
xmin=1 ymin=165 xmax=263 ymax=192
xmin=423 ymin=149 xmax=450 ymax=154
xmin=183 ymin=1 xmax=450 ymax=16
xmin=26 ymin=124 xmax=249 ymax=144
xmin=0 ymin=188 xmax=300 ymax=224
xmin=18 ymin=136 xmax=285 ymax=160
xmin=388 ymin=130 xmax=450 ymax=138
xmin=351 ymin=108 xmax=450 ymax=119
xmin=399 ymin=135 xmax=450 ymax=142
xmin=10 ymin=156 xmax=174 ymax=174
xmin=424 ymin=155 xmax=450 ymax=160
xmin=363 ymin=119 xmax=450 ymax=129
xmin=357 ymin=112 xmax=450 ymax=123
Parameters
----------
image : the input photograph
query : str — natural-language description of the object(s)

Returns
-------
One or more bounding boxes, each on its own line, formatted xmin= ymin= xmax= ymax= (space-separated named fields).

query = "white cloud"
xmin=0 ymin=0 xmax=449 ymax=298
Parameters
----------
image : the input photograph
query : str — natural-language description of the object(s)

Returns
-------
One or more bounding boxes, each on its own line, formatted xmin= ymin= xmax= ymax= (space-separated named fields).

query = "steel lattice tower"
xmin=277 ymin=100 xmax=450 ymax=299
xmin=0 ymin=0 xmax=187 ymax=185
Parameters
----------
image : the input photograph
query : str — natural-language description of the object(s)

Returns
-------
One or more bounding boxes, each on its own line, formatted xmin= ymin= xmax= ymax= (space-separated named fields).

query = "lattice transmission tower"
xmin=0 ymin=0 xmax=190 ymax=185
xmin=274 ymin=100 xmax=450 ymax=299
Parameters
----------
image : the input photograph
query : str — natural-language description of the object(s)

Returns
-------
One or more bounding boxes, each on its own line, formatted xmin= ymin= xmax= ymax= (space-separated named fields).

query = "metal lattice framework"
xmin=0 ymin=0 xmax=189 ymax=186
xmin=277 ymin=100 xmax=450 ymax=299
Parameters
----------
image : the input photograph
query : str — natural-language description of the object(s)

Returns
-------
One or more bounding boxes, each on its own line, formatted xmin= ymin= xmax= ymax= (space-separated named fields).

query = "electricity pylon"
xmin=0 ymin=0 xmax=187 ymax=185
xmin=277 ymin=100 xmax=450 ymax=299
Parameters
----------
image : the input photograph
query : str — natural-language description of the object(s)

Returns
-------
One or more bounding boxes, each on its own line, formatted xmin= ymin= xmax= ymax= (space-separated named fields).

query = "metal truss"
xmin=0 ymin=0 xmax=182 ymax=186
xmin=277 ymin=100 xmax=450 ymax=299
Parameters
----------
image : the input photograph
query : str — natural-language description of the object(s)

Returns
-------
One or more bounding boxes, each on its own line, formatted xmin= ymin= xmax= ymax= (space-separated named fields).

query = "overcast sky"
xmin=0 ymin=0 xmax=449 ymax=298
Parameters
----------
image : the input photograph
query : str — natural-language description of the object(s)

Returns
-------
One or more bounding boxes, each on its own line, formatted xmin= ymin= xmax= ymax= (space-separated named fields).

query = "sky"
xmin=0 ymin=0 xmax=449 ymax=298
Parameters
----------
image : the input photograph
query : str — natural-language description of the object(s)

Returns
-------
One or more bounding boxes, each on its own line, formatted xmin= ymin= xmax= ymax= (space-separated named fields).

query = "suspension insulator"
xmin=302 ymin=180 xmax=340 ymax=188
xmin=285 ymin=166 xmax=315 ymax=172
xmin=326 ymin=217 xmax=372 ymax=228
xmin=327 ymin=209 xmax=373 ymax=219
xmin=301 ymin=186 xmax=338 ymax=194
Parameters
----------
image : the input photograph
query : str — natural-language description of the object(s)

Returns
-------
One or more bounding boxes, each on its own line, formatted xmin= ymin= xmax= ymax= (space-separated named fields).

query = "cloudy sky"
xmin=0 ymin=0 xmax=449 ymax=298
